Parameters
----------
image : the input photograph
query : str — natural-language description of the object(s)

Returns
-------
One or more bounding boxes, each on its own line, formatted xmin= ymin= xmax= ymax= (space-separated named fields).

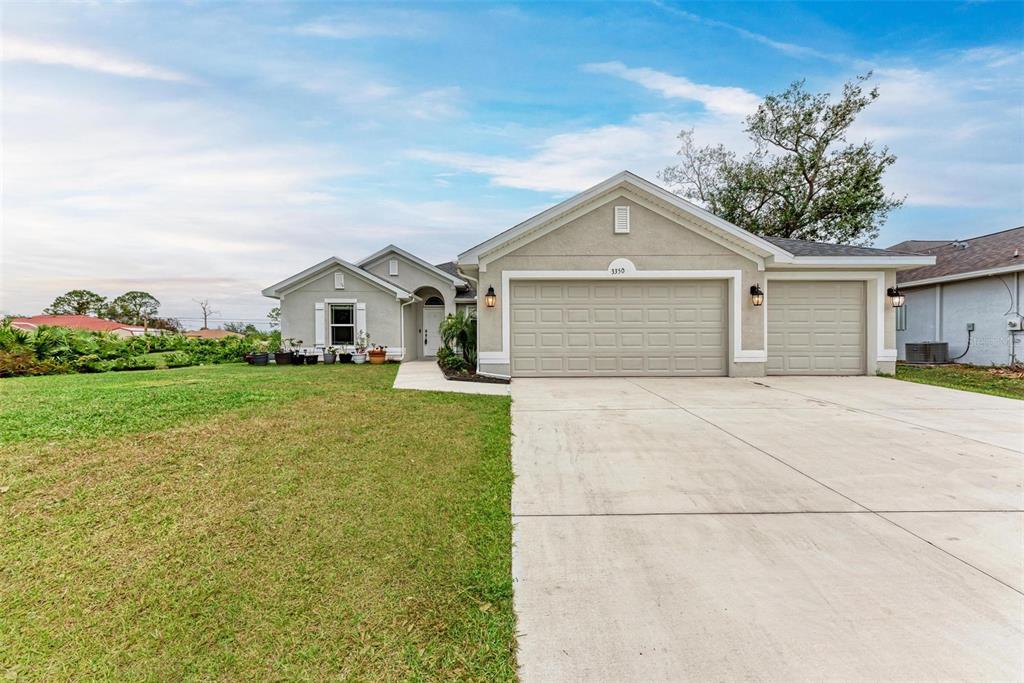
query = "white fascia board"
xmin=458 ymin=171 xmax=792 ymax=265
xmin=262 ymin=257 xmax=414 ymax=300
xmin=900 ymin=263 xmax=1024 ymax=288
xmin=357 ymin=244 xmax=466 ymax=287
xmin=768 ymin=255 xmax=937 ymax=269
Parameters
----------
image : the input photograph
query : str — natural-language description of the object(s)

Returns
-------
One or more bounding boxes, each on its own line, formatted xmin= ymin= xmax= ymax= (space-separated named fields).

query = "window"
xmin=334 ymin=272 xmax=345 ymax=289
xmin=424 ymin=296 xmax=444 ymax=306
xmin=330 ymin=304 xmax=355 ymax=344
xmin=614 ymin=205 xmax=630 ymax=234
xmin=895 ymin=303 xmax=907 ymax=331
xmin=389 ymin=258 xmax=399 ymax=276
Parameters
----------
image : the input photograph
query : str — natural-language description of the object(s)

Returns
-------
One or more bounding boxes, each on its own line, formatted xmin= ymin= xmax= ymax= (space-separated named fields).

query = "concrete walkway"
xmin=511 ymin=376 xmax=1024 ymax=681
xmin=392 ymin=360 xmax=509 ymax=395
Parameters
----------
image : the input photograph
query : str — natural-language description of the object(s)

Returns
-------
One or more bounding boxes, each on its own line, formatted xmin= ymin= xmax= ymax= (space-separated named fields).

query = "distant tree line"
xmin=43 ymin=289 xmax=180 ymax=331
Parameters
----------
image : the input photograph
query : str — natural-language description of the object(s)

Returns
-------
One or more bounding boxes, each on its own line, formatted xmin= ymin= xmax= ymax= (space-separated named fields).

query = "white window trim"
xmin=477 ymin=264 xmax=763 ymax=367
xmin=328 ymin=303 xmax=356 ymax=346
xmin=334 ymin=272 xmax=345 ymax=289
xmin=762 ymin=271 xmax=895 ymax=370
xmin=389 ymin=258 xmax=399 ymax=276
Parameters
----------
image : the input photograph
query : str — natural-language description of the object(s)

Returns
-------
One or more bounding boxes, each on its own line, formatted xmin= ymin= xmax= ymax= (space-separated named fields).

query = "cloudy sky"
xmin=2 ymin=1 xmax=1022 ymax=328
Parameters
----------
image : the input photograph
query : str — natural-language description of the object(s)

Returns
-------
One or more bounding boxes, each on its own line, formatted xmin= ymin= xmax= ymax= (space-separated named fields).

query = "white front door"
xmin=422 ymin=306 xmax=445 ymax=357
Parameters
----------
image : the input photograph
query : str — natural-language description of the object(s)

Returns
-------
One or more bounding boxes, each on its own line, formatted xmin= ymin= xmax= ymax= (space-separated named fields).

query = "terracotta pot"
xmin=368 ymin=350 xmax=387 ymax=365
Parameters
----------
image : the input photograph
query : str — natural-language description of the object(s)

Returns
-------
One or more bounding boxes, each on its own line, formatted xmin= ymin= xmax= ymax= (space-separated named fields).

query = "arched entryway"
xmin=413 ymin=286 xmax=452 ymax=359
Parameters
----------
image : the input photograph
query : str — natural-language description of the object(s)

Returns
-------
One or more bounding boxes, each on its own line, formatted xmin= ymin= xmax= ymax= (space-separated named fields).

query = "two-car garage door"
xmin=510 ymin=280 xmax=727 ymax=376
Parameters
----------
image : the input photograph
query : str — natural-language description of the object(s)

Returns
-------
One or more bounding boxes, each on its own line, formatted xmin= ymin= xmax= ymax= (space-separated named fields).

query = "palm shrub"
xmin=439 ymin=310 xmax=477 ymax=367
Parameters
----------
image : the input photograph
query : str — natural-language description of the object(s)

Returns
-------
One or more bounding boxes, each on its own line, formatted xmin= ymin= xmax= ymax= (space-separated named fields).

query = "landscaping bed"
xmin=0 ymin=364 xmax=515 ymax=680
xmin=440 ymin=365 xmax=511 ymax=384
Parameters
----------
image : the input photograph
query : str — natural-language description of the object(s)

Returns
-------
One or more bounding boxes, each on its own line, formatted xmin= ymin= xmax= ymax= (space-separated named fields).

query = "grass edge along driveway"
xmin=894 ymin=362 xmax=1024 ymax=400
xmin=0 ymin=364 xmax=516 ymax=681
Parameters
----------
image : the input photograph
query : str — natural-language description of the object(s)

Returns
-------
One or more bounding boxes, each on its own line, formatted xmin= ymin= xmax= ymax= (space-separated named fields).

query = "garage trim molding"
xmin=478 ymin=262 xmax=767 ymax=367
xmin=763 ymin=271 xmax=896 ymax=371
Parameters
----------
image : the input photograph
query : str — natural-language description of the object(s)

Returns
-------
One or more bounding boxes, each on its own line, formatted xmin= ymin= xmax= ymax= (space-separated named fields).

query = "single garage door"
xmin=767 ymin=281 xmax=866 ymax=375
xmin=510 ymin=280 xmax=727 ymax=377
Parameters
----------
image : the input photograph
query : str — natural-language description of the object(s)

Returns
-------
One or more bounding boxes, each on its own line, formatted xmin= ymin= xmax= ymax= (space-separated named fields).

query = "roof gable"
xmin=458 ymin=171 xmax=935 ymax=270
xmin=261 ymin=257 xmax=414 ymax=299
xmin=357 ymin=244 xmax=466 ymax=287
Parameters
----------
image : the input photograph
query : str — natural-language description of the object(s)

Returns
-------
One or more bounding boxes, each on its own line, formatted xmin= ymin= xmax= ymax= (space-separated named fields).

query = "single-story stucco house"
xmin=263 ymin=171 xmax=935 ymax=378
xmin=889 ymin=226 xmax=1024 ymax=366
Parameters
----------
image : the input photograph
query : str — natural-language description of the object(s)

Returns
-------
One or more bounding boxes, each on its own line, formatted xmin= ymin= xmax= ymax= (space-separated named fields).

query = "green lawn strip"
xmin=894 ymin=363 xmax=1024 ymax=400
xmin=0 ymin=364 xmax=395 ymax=444
xmin=1 ymin=365 xmax=515 ymax=680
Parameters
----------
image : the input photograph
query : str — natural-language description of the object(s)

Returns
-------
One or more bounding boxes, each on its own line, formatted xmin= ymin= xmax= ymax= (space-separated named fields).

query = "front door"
xmin=422 ymin=306 xmax=445 ymax=357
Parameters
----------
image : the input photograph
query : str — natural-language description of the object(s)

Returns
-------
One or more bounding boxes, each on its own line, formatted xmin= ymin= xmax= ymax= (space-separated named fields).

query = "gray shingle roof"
xmin=760 ymin=235 xmax=912 ymax=257
xmin=436 ymin=261 xmax=477 ymax=299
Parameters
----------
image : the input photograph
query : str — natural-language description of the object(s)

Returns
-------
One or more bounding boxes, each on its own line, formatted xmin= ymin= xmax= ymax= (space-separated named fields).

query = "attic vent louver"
xmin=614 ymin=206 xmax=630 ymax=234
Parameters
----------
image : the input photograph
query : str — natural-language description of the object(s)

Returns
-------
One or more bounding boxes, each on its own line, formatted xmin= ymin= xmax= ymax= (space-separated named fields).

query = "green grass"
xmin=894 ymin=363 xmax=1024 ymax=400
xmin=0 ymin=364 xmax=515 ymax=680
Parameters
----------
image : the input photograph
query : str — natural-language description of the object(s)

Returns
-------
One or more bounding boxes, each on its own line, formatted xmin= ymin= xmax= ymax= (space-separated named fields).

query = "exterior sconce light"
xmin=750 ymin=284 xmax=764 ymax=307
xmin=887 ymin=287 xmax=905 ymax=308
xmin=484 ymin=286 xmax=497 ymax=308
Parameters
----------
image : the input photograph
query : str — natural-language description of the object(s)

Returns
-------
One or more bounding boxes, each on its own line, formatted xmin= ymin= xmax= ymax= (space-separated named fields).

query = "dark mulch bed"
xmin=440 ymin=365 xmax=511 ymax=384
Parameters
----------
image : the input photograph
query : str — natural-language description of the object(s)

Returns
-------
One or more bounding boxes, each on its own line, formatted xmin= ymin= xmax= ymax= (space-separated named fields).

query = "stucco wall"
xmin=279 ymin=267 xmax=403 ymax=350
xmin=475 ymin=194 xmax=766 ymax=376
xmin=363 ymin=254 xmax=457 ymax=310
xmin=898 ymin=273 xmax=1022 ymax=365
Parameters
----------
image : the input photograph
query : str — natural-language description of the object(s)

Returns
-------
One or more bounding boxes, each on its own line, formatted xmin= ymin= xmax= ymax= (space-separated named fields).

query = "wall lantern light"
xmin=484 ymin=286 xmax=497 ymax=308
xmin=750 ymin=284 xmax=764 ymax=307
xmin=887 ymin=287 xmax=905 ymax=308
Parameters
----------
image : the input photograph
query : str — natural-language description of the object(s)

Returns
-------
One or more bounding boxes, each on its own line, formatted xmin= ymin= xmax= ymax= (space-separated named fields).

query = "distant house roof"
xmin=759 ymin=236 xmax=910 ymax=257
xmin=184 ymin=328 xmax=243 ymax=339
xmin=8 ymin=314 xmax=144 ymax=333
xmin=893 ymin=226 xmax=1024 ymax=286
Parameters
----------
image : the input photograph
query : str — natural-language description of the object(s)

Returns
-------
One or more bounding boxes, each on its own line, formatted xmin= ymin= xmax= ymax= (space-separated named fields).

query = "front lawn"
xmin=0 ymin=364 xmax=515 ymax=680
xmin=894 ymin=362 xmax=1024 ymax=400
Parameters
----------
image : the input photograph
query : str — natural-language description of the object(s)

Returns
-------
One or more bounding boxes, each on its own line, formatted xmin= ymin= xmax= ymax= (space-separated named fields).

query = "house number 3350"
xmin=609 ymin=267 xmax=627 ymax=275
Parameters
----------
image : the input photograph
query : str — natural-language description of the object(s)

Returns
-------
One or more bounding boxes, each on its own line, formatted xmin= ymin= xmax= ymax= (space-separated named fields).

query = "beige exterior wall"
xmin=471 ymin=193 xmax=902 ymax=377
xmin=279 ymin=266 xmax=404 ymax=351
xmin=475 ymin=194 xmax=766 ymax=377
xmin=363 ymin=254 xmax=457 ymax=315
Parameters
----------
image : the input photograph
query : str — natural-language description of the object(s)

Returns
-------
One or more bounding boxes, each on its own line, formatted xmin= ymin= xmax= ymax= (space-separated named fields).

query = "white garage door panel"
xmin=510 ymin=280 xmax=727 ymax=377
xmin=767 ymin=281 xmax=866 ymax=376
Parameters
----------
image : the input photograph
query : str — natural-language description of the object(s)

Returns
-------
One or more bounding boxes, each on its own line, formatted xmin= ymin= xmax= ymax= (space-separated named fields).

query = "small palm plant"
xmin=439 ymin=310 xmax=477 ymax=367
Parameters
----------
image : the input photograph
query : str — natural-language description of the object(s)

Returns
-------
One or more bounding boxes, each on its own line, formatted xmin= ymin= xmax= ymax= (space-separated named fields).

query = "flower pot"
xmin=352 ymin=353 xmax=367 ymax=364
xmin=338 ymin=353 xmax=352 ymax=364
xmin=368 ymin=350 xmax=387 ymax=365
xmin=291 ymin=351 xmax=304 ymax=364
xmin=274 ymin=351 xmax=292 ymax=365
xmin=323 ymin=352 xmax=336 ymax=364
xmin=304 ymin=354 xmax=318 ymax=365
xmin=250 ymin=352 xmax=269 ymax=366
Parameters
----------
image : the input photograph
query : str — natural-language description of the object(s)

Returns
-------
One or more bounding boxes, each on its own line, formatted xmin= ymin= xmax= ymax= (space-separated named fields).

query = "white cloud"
xmin=650 ymin=1 xmax=844 ymax=63
xmin=2 ymin=35 xmax=192 ymax=82
xmin=583 ymin=61 xmax=760 ymax=118
xmin=851 ymin=50 xmax=1024 ymax=209
xmin=411 ymin=114 xmax=688 ymax=193
xmin=293 ymin=10 xmax=439 ymax=40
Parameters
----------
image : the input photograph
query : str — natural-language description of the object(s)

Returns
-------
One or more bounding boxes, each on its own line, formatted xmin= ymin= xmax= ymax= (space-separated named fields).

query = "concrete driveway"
xmin=511 ymin=376 xmax=1023 ymax=681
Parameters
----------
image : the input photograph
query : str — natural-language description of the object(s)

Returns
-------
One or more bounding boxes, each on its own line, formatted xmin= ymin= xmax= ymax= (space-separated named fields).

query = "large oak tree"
xmin=660 ymin=73 xmax=903 ymax=245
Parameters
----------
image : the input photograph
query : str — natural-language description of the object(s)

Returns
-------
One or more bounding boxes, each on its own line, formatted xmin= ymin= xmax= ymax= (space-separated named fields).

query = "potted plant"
xmin=275 ymin=338 xmax=295 ymax=365
xmin=323 ymin=346 xmax=337 ymax=364
xmin=337 ymin=347 xmax=353 ymax=363
xmin=352 ymin=331 xmax=369 ymax=364
xmin=247 ymin=340 xmax=270 ymax=366
xmin=290 ymin=339 xmax=305 ymax=364
xmin=368 ymin=344 xmax=387 ymax=365
xmin=304 ymin=352 xmax=318 ymax=365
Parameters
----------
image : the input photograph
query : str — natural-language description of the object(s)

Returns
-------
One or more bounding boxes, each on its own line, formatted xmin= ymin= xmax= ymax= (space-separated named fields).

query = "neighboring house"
xmin=184 ymin=328 xmax=243 ymax=340
xmin=264 ymin=171 xmax=933 ymax=377
xmin=9 ymin=314 xmax=148 ymax=337
xmin=889 ymin=226 xmax=1024 ymax=366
